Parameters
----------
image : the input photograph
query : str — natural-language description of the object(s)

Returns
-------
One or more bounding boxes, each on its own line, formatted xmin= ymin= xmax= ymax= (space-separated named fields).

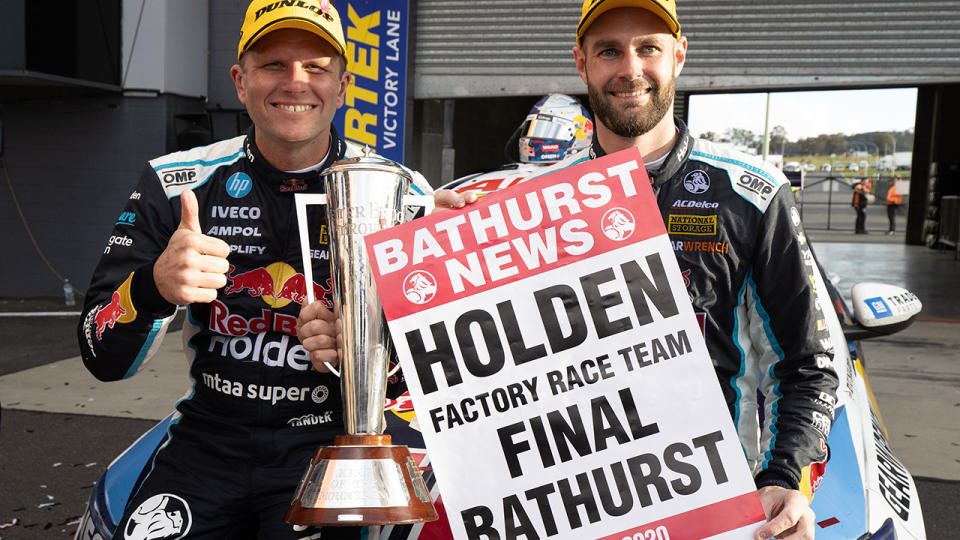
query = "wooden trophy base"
xmin=285 ymin=434 xmax=439 ymax=526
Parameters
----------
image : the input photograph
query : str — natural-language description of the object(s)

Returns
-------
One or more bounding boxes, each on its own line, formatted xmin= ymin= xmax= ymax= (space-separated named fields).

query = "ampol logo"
xmin=601 ymin=207 xmax=636 ymax=241
xmin=224 ymin=262 xmax=332 ymax=308
xmin=403 ymin=270 xmax=437 ymax=305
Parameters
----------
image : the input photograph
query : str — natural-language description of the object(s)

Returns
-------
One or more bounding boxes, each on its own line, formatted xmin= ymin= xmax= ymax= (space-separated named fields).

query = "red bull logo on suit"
xmin=225 ymin=262 xmax=332 ymax=308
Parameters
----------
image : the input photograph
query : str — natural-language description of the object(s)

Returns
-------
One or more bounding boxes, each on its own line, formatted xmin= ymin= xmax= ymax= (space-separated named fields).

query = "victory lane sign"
xmin=365 ymin=148 xmax=766 ymax=540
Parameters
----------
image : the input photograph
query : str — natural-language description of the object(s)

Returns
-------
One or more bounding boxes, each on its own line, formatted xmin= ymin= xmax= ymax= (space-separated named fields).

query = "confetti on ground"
xmin=0 ymin=518 xmax=19 ymax=529
xmin=85 ymin=462 xmax=97 ymax=468
xmin=53 ymin=462 xmax=62 ymax=467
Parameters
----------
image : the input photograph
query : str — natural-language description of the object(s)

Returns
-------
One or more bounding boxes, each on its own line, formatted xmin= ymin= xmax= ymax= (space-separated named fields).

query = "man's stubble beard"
xmin=586 ymin=72 xmax=675 ymax=138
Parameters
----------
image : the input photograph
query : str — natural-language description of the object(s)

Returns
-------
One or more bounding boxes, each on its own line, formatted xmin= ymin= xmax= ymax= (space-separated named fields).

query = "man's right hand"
xmin=154 ymin=189 xmax=231 ymax=305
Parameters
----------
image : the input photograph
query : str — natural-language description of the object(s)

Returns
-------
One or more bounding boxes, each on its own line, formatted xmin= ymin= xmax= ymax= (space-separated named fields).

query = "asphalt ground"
xmin=1 ymin=236 xmax=958 ymax=539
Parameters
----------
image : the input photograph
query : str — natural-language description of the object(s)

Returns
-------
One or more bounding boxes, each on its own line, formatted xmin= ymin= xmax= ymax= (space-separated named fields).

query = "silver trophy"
xmin=287 ymin=149 xmax=437 ymax=526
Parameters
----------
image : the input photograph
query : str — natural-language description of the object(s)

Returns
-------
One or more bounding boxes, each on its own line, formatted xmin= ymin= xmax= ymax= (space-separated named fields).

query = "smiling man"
xmin=435 ymin=1 xmax=838 ymax=539
xmin=77 ymin=0 xmax=430 ymax=538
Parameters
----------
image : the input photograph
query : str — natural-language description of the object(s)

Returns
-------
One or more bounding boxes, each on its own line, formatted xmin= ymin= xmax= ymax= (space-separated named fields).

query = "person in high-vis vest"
xmin=886 ymin=176 xmax=904 ymax=235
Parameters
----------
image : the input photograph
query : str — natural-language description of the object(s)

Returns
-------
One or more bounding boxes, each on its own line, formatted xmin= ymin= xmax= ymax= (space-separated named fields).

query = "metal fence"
xmin=795 ymin=173 xmax=905 ymax=233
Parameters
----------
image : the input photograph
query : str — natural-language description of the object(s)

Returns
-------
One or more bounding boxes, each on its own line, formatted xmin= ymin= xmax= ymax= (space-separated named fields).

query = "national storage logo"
xmin=668 ymin=214 xmax=717 ymax=235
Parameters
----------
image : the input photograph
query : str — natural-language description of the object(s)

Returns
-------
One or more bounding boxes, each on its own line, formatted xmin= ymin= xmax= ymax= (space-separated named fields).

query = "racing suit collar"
xmin=590 ymin=117 xmax=694 ymax=188
xmin=242 ymin=124 xmax=348 ymax=193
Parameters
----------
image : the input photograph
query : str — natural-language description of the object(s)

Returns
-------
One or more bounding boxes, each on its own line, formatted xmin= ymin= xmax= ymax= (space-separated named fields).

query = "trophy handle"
xmin=294 ymin=194 xmax=341 ymax=375
xmin=294 ymin=193 xmax=327 ymax=307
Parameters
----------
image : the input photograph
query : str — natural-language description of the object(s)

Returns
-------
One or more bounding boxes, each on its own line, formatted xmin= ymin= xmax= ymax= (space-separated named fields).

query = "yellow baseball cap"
xmin=237 ymin=0 xmax=346 ymax=61
xmin=577 ymin=0 xmax=681 ymax=47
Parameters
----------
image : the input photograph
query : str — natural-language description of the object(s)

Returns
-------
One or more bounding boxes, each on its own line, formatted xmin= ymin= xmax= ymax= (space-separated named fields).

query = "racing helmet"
xmin=518 ymin=94 xmax=594 ymax=163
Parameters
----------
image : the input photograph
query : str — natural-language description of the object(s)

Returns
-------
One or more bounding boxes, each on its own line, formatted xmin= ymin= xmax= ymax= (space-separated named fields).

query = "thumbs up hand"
xmin=154 ymin=189 xmax=231 ymax=305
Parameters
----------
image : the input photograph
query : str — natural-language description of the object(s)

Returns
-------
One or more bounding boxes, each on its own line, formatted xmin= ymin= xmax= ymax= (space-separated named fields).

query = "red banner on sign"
xmin=366 ymin=148 xmax=665 ymax=319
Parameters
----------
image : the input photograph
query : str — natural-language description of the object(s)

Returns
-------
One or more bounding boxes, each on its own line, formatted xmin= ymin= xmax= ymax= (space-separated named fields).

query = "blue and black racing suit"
xmin=536 ymin=119 xmax=839 ymax=496
xmin=77 ymin=126 xmax=430 ymax=539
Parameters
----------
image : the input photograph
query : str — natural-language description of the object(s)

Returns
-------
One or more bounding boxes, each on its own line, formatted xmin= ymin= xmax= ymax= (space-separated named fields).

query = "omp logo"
xmin=668 ymin=214 xmax=717 ymax=235
xmin=160 ymin=167 xmax=198 ymax=186
xmin=737 ymin=172 xmax=775 ymax=199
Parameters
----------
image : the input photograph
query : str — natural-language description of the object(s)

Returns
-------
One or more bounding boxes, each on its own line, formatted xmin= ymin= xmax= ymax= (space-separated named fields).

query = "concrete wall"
xmin=0 ymin=94 xmax=205 ymax=298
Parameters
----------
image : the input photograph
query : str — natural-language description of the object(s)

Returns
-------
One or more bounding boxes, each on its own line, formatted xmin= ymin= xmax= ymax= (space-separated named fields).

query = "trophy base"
xmin=285 ymin=435 xmax=439 ymax=526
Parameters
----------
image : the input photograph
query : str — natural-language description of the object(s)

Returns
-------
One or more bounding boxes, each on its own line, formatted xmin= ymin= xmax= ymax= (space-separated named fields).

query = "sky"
xmin=687 ymin=88 xmax=918 ymax=142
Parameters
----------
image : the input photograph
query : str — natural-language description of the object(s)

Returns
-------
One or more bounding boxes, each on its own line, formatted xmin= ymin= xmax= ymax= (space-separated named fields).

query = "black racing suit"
xmin=538 ymin=119 xmax=838 ymax=495
xmin=77 ymin=126 xmax=431 ymax=539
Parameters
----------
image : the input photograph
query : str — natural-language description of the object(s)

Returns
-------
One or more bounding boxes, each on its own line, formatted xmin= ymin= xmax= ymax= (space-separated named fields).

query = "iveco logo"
xmin=161 ymin=168 xmax=198 ymax=186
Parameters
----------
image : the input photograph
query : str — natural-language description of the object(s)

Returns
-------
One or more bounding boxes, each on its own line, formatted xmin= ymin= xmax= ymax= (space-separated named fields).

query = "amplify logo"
xmin=224 ymin=262 xmax=333 ymax=308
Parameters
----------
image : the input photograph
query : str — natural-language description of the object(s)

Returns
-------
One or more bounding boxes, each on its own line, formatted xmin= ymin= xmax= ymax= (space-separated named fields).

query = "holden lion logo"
xmin=682 ymin=170 xmax=711 ymax=194
xmin=123 ymin=494 xmax=191 ymax=540
xmin=601 ymin=208 xmax=636 ymax=241
xmin=404 ymin=271 xmax=437 ymax=305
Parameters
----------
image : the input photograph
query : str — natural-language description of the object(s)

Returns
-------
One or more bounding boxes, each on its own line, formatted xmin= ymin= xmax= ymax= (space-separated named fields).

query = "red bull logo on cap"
xmin=225 ymin=262 xmax=332 ymax=308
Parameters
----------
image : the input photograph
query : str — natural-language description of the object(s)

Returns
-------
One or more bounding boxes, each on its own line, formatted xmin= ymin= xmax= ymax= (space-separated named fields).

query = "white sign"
xmin=367 ymin=149 xmax=766 ymax=540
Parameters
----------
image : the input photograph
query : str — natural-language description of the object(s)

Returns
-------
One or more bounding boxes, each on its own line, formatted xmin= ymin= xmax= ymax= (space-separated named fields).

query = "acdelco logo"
xmin=671 ymin=200 xmax=719 ymax=209
xmin=161 ymin=167 xmax=198 ymax=186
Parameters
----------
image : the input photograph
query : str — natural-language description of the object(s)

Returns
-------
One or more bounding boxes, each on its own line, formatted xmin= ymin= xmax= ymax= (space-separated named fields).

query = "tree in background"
xmin=874 ymin=132 xmax=896 ymax=155
xmin=826 ymin=133 xmax=848 ymax=155
xmin=725 ymin=127 xmax=759 ymax=152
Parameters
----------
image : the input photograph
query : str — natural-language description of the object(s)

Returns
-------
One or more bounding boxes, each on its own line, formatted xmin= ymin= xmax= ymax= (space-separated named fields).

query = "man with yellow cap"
xmin=77 ymin=1 xmax=429 ymax=537
xmin=437 ymin=2 xmax=837 ymax=539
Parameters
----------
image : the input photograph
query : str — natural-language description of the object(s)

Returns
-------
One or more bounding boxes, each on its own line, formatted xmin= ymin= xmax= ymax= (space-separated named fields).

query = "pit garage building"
xmin=1 ymin=0 xmax=958 ymax=297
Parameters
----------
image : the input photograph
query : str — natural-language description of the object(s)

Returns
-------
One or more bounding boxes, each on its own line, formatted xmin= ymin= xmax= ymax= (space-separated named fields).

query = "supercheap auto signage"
xmin=334 ymin=0 xmax=409 ymax=162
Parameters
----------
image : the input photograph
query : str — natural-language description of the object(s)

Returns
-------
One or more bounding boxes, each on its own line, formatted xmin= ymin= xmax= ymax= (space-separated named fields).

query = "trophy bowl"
xmin=285 ymin=150 xmax=438 ymax=526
